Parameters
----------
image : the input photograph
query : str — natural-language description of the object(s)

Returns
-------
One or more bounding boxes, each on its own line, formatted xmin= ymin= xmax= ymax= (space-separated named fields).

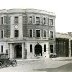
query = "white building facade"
xmin=0 ymin=9 xmax=56 ymax=59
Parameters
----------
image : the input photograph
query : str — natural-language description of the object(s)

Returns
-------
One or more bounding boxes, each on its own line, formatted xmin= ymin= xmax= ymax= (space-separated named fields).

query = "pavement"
xmin=0 ymin=57 xmax=72 ymax=72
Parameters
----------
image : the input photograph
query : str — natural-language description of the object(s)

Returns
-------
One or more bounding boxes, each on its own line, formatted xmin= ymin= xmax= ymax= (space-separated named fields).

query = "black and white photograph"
xmin=0 ymin=0 xmax=72 ymax=72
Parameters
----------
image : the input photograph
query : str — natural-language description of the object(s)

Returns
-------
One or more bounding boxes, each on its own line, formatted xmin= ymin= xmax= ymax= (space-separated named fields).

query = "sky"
xmin=0 ymin=0 xmax=72 ymax=33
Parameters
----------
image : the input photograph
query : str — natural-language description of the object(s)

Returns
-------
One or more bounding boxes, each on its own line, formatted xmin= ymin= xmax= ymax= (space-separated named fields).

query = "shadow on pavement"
xmin=34 ymin=63 xmax=72 ymax=72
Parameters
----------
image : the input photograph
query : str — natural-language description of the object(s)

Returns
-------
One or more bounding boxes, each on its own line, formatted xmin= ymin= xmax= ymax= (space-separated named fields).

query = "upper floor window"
xmin=43 ymin=30 xmax=46 ymax=37
xmin=36 ymin=17 xmax=40 ymax=24
xmin=50 ymin=45 xmax=53 ymax=53
xmin=1 ymin=30 xmax=4 ymax=38
xmin=29 ymin=16 xmax=32 ymax=23
xmin=14 ymin=30 xmax=19 ymax=37
xmin=50 ymin=31 xmax=53 ymax=38
xmin=1 ymin=17 xmax=3 ymax=24
xmin=43 ymin=18 xmax=46 ymax=24
xmin=14 ymin=16 xmax=18 ymax=24
xmin=36 ymin=30 xmax=40 ymax=37
xmin=49 ymin=19 xmax=53 ymax=26
xmin=29 ymin=29 xmax=33 ymax=37
xmin=4 ymin=16 xmax=7 ymax=24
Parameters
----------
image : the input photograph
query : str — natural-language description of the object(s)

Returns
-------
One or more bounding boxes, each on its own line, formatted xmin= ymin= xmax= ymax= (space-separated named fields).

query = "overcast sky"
xmin=0 ymin=0 xmax=72 ymax=33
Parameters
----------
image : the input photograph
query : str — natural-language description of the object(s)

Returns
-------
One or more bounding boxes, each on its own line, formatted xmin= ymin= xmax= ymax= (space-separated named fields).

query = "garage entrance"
xmin=35 ymin=44 xmax=42 ymax=56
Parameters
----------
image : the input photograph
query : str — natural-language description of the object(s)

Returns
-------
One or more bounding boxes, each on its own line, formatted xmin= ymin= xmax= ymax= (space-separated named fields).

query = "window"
xmin=36 ymin=17 xmax=40 ymax=24
xmin=6 ymin=49 xmax=8 ymax=54
xmin=1 ymin=17 xmax=3 ymax=24
xmin=43 ymin=18 xmax=46 ymax=24
xmin=1 ymin=45 xmax=3 ymax=53
xmin=29 ymin=29 xmax=33 ymax=37
xmin=50 ymin=31 xmax=53 ymax=38
xmin=50 ymin=19 xmax=53 ymax=26
xmin=44 ymin=44 xmax=46 ymax=52
xmin=14 ymin=30 xmax=19 ymax=37
xmin=4 ymin=16 xmax=7 ymax=24
xmin=1 ymin=30 xmax=3 ymax=38
xmin=50 ymin=45 xmax=53 ymax=53
xmin=14 ymin=16 xmax=18 ymax=24
xmin=43 ymin=30 xmax=46 ymax=37
xmin=30 ymin=44 xmax=32 ymax=52
xmin=29 ymin=16 xmax=32 ymax=23
xmin=36 ymin=30 xmax=40 ymax=37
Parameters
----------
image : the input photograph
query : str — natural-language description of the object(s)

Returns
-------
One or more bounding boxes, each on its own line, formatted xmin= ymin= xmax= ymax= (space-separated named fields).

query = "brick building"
xmin=0 ymin=9 xmax=56 ymax=59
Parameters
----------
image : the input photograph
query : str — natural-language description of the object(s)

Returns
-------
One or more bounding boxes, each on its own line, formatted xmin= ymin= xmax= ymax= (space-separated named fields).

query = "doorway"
xmin=35 ymin=44 xmax=42 ymax=56
xmin=15 ymin=44 xmax=22 ymax=58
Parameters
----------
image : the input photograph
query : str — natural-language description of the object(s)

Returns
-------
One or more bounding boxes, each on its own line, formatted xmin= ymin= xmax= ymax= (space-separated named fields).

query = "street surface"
xmin=0 ymin=58 xmax=72 ymax=72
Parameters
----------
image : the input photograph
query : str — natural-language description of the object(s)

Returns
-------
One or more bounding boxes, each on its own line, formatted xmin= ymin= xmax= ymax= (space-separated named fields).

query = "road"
xmin=0 ymin=58 xmax=72 ymax=72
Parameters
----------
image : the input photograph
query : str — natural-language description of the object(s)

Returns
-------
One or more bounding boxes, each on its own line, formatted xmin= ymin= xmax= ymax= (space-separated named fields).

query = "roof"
xmin=0 ymin=9 xmax=56 ymax=16
xmin=56 ymin=32 xmax=71 ymax=39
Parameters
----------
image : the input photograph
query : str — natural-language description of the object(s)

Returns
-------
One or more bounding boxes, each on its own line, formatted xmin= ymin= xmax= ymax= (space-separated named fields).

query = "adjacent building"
xmin=0 ymin=9 xmax=56 ymax=59
xmin=56 ymin=32 xmax=72 ymax=57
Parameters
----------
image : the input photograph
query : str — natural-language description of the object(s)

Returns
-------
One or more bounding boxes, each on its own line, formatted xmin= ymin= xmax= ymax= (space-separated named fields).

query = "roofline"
xmin=0 ymin=8 xmax=56 ymax=16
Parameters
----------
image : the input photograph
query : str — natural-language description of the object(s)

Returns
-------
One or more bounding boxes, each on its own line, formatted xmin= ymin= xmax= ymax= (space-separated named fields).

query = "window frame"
xmin=44 ymin=44 xmax=46 ymax=52
xmin=50 ymin=45 xmax=53 ymax=53
xmin=35 ymin=29 xmax=41 ymax=38
xmin=30 ymin=44 xmax=32 ymax=53
xmin=1 ymin=45 xmax=3 ymax=53
xmin=1 ymin=30 xmax=4 ymax=38
xmin=43 ymin=17 xmax=46 ymax=24
xmin=43 ymin=30 xmax=47 ymax=38
xmin=14 ymin=16 xmax=19 ymax=24
xmin=49 ymin=19 xmax=53 ymax=26
xmin=29 ymin=16 xmax=32 ymax=24
xmin=29 ymin=29 xmax=33 ymax=37
xmin=36 ymin=16 xmax=40 ymax=24
xmin=1 ymin=17 xmax=4 ymax=25
xmin=14 ymin=30 xmax=19 ymax=37
xmin=49 ymin=30 xmax=54 ymax=38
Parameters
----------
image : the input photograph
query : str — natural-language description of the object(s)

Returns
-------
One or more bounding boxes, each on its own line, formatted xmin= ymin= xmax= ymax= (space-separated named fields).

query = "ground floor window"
xmin=1 ymin=45 xmax=3 ymax=53
xmin=50 ymin=45 xmax=53 ymax=53
xmin=6 ymin=49 xmax=8 ymax=54
xmin=44 ymin=44 xmax=46 ymax=52
xmin=30 ymin=44 xmax=32 ymax=52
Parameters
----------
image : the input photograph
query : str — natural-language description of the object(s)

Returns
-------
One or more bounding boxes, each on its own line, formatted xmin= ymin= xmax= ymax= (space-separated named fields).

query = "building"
xmin=0 ymin=9 xmax=56 ymax=59
xmin=56 ymin=32 xmax=72 ymax=57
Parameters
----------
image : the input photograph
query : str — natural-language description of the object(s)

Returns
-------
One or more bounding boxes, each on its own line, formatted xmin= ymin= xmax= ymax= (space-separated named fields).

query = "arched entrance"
xmin=15 ymin=44 xmax=22 ymax=58
xmin=35 ymin=44 xmax=42 ymax=56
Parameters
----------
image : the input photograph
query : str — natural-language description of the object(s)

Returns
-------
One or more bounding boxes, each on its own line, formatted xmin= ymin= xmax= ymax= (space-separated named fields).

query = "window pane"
xmin=14 ymin=16 xmax=18 ymax=24
xmin=1 ymin=30 xmax=3 ymax=38
xmin=50 ymin=45 xmax=53 ymax=53
xmin=44 ymin=30 xmax=46 ymax=37
xmin=14 ymin=30 xmax=19 ymax=37
xmin=36 ymin=17 xmax=40 ymax=24
xmin=50 ymin=31 xmax=53 ymax=38
xmin=29 ymin=16 xmax=32 ymax=23
xmin=43 ymin=18 xmax=46 ymax=24
xmin=30 ymin=44 xmax=32 ymax=52
xmin=1 ymin=45 xmax=3 ymax=53
xmin=50 ymin=19 xmax=53 ymax=25
xmin=36 ymin=30 xmax=40 ymax=37
xmin=44 ymin=44 xmax=46 ymax=52
xmin=1 ymin=17 xmax=3 ymax=24
xmin=30 ymin=30 xmax=32 ymax=37
xmin=6 ymin=49 xmax=8 ymax=54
